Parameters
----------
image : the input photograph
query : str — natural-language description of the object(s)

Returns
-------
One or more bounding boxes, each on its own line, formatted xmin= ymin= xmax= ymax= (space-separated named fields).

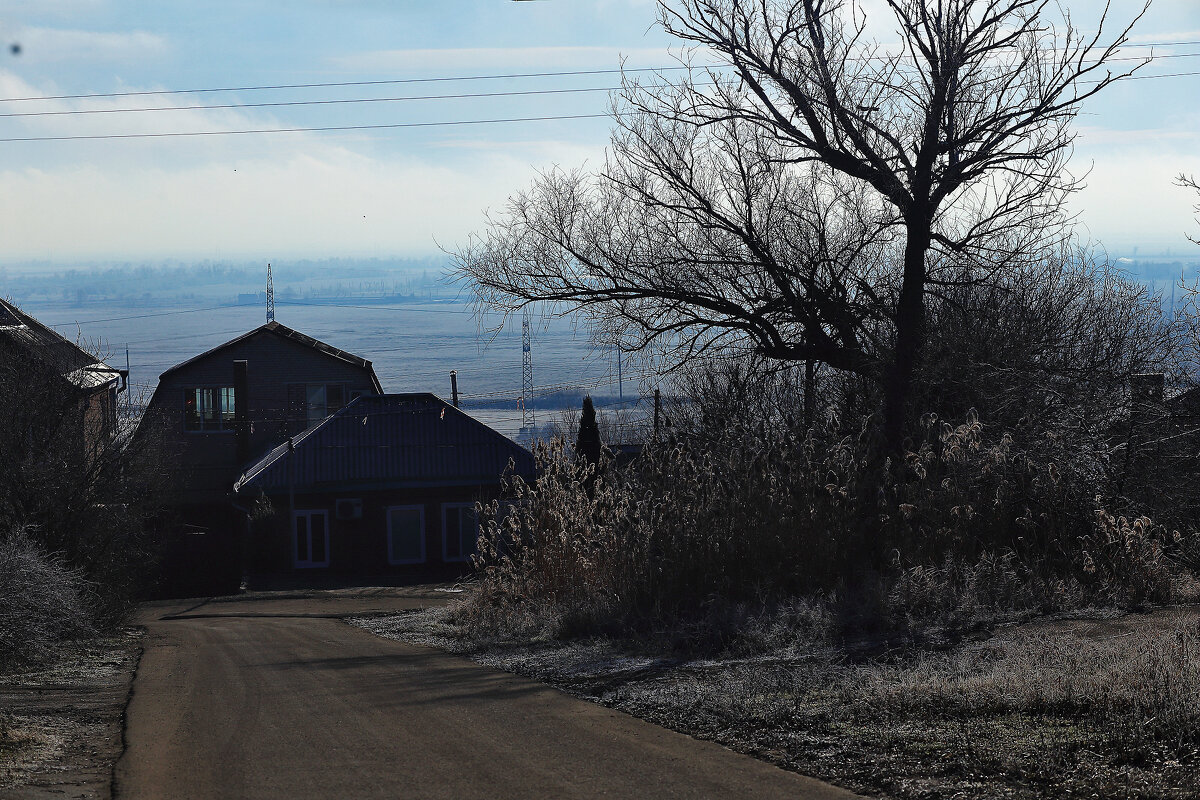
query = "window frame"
xmin=183 ymin=385 xmax=237 ymax=433
xmin=442 ymin=502 xmax=481 ymax=563
xmin=292 ymin=509 xmax=330 ymax=569
xmin=386 ymin=504 xmax=426 ymax=565
xmin=286 ymin=382 xmax=352 ymax=429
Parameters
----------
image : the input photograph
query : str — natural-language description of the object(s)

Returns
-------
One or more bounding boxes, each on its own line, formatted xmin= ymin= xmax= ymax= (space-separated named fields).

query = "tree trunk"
xmin=883 ymin=220 xmax=931 ymax=454
xmin=803 ymin=357 xmax=815 ymax=430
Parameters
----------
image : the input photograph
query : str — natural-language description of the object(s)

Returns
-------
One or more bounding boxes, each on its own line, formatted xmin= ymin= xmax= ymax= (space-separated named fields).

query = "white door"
xmin=294 ymin=510 xmax=329 ymax=568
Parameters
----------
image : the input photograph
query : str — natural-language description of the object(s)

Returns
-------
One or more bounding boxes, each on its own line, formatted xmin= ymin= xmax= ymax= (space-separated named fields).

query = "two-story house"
xmin=0 ymin=298 xmax=127 ymax=460
xmin=138 ymin=320 xmax=381 ymax=593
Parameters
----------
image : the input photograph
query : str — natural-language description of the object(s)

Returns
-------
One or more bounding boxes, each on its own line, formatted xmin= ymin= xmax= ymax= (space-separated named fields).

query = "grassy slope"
xmin=354 ymin=603 xmax=1200 ymax=800
xmin=0 ymin=630 xmax=142 ymax=800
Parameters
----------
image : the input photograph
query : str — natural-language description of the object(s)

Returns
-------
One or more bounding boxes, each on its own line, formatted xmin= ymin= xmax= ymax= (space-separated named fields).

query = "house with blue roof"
xmin=137 ymin=320 xmax=383 ymax=594
xmin=234 ymin=393 xmax=535 ymax=577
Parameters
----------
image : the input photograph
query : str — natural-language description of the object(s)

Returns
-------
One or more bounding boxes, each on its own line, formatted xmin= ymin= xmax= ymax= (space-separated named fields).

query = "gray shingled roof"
xmin=160 ymin=320 xmax=383 ymax=392
xmin=0 ymin=298 xmax=122 ymax=392
xmin=235 ymin=393 xmax=535 ymax=493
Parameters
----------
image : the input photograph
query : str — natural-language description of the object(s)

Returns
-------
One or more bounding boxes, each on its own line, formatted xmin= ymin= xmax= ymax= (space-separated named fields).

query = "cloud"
xmin=0 ymin=69 xmax=613 ymax=263
xmin=12 ymin=27 xmax=167 ymax=64
xmin=1128 ymin=29 xmax=1200 ymax=44
xmin=0 ymin=136 xmax=605 ymax=262
xmin=1069 ymin=131 xmax=1200 ymax=249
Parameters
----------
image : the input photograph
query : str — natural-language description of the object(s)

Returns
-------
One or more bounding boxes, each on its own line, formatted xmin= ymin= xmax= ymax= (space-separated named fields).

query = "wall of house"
xmin=248 ymin=483 xmax=497 ymax=578
xmin=81 ymin=384 xmax=117 ymax=457
xmin=153 ymin=504 xmax=246 ymax=598
xmin=142 ymin=330 xmax=378 ymax=503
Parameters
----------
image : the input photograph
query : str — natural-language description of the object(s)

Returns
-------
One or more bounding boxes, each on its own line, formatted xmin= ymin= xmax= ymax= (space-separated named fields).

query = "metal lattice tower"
xmin=521 ymin=309 xmax=535 ymax=429
xmin=265 ymin=263 xmax=275 ymax=323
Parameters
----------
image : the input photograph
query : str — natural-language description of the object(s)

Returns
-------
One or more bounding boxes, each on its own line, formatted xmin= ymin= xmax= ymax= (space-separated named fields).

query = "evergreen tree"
xmin=576 ymin=395 xmax=602 ymax=467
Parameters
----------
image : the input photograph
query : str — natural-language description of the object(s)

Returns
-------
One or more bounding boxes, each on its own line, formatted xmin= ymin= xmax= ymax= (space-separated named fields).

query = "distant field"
xmin=17 ymin=296 xmax=646 ymax=440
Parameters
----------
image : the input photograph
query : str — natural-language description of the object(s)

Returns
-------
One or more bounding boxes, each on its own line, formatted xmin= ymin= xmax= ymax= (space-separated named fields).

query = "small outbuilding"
xmin=0 ymin=297 xmax=127 ymax=457
xmin=234 ymin=393 xmax=535 ymax=578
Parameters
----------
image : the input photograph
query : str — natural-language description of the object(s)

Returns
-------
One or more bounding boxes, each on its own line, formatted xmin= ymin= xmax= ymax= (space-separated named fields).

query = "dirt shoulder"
xmin=0 ymin=629 xmax=143 ymax=800
xmin=354 ymin=604 xmax=1200 ymax=800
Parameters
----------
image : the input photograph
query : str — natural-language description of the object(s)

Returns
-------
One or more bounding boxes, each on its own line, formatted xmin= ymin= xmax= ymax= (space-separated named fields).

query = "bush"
xmin=1078 ymin=511 xmax=1199 ymax=606
xmin=0 ymin=529 xmax=94 ymax=671
xmin=465 ymin=403 xmax=1198 ymax=641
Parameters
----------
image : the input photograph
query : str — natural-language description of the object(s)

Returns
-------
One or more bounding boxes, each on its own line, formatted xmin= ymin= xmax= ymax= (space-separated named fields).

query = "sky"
xmin=0 ymin=0 xmax=1198 ymax=267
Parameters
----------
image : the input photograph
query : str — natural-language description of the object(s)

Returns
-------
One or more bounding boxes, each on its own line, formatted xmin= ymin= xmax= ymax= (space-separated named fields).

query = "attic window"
xmin=184 ymin=386 xmax=236 ymax=431
xmin=287 ymin=382 xmax=348 ymax=428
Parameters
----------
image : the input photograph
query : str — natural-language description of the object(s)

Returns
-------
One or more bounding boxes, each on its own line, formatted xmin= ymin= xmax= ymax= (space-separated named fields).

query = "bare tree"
xmin=919 ymin=244 xmax=1177 ymax=433
xmin=1178 ymin=174 xmax=1200 ymax=246
xmin=1173 ymin=174 xmax=1200 ymax=385
xmin=458 ymin=0 xmax=1147 ymax=450
xmin=0 ymin=339 xmax=164 ymax=619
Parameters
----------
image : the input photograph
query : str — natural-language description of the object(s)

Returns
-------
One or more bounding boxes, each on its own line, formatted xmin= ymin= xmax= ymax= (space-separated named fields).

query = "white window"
xmin=387 ymin=505 xmax=425 ymax=564
xmin=442 ymin=503 xmax=480 ymax=562
xmin=293 ymin=510 xmax=329 ymax=568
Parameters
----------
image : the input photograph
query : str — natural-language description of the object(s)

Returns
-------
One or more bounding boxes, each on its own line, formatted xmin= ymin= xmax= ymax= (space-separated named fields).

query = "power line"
xmin=276 ymin=299 xmax=475 ymax=315
xmin=0 ymin=113 xmax=612 ymax=143
xmin=43 ymin=302 xmax=245 ymax=327
xmin=2 ymin=69 xmax=1198 ymax=144
xmin=5 ymin=50 xmax=1199 ymax=120
xmin=1123 ymin=68 xmax=1200 ymax=81
xmin=0 ymin=83 xmax=666 ymax=120
xmin=0 ymin=66 xmax=696 ymax=104
xmin=2 ymin=38 xmax=1198 ymax=105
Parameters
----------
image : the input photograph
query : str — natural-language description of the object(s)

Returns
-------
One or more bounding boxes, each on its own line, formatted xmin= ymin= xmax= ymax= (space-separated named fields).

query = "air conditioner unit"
xmin=335 ymin=498 xmax=363 ymax=520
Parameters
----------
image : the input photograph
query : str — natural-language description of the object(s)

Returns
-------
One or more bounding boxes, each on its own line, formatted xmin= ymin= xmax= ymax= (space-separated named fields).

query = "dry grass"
xmin=465 ymin=421 xmax=1200 ymax=649
xmin=0 ymin=629 xmax=142 ymax=796
xmin=355 ymin=602 xmax=1200 ymax=799
xmin=0 ymin=529 xmax=94 ymax=671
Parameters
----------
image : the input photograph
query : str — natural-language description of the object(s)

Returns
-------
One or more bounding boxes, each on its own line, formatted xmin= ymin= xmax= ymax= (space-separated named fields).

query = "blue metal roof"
xmin=234 ymin=393 xmax=534 ymax=494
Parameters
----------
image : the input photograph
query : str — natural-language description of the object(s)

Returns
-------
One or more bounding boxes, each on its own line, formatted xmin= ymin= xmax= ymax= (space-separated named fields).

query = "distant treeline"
xmin=2 ymin=256 xmax=456 ymax=306
xmin=1122 ymin=259 xmax=1200 ymax=282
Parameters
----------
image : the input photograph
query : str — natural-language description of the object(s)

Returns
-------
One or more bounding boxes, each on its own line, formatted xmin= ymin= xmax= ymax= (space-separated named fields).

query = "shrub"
xmin=467 ymin=439 xmax=648 ymax=638
xmin=0 ymin=529 xmax=94 ymax=671
xmin=465 ymin=399 xmax=1198 ymax=640
xmin=1077 ymin=511 xmax=1199 ymax=606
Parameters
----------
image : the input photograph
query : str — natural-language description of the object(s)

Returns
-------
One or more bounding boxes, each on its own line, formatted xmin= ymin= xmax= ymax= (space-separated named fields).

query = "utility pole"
xmin=654 ymin=388 xmax=661 ymax=438
xmin=521 ymin=309 xmax=535 ymax=433
xmin=124 ymin=346 xmax=131 ymax=417
xmin=266 ymin=263 xmax=275 ymax=323
xmin=616 ymin=345 xmax=623 ymax=402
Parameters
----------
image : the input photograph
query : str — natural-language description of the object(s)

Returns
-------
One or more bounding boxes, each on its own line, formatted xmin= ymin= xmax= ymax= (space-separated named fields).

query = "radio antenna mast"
xmin=521 ymin=308 xmax=535 ymax=433
xmin=266 ymin=263 xmax=275 ymax=323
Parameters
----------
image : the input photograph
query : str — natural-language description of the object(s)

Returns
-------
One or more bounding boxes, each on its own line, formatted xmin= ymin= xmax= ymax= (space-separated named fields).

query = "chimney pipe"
xmin=450 ymin=370 xmax=460 ymax=408
xmin=234 ymin=360 xmax=249 ymax=464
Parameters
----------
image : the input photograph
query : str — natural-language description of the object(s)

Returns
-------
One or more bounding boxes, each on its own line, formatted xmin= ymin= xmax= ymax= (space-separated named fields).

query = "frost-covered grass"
xmin=0 ymin=628 xmax=142 ymax=794
xmin=354 ymin=601 xmax=1200 ymax=800
xmin=407 ymin=397 xmax=1200 ymax=796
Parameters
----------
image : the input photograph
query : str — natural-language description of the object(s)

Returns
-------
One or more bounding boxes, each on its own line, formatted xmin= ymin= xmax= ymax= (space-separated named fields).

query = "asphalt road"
xmin=114 ymin=588 xmax=859 ymax=800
